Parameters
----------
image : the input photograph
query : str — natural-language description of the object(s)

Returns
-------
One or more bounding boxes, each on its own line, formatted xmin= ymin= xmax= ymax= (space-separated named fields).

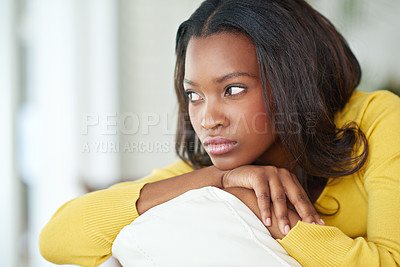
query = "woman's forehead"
xmin=184 ymin=32 xmax=259 ymax=81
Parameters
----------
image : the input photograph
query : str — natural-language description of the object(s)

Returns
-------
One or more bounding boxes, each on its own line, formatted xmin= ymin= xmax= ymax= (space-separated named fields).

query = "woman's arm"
xmin=40 ymin=159 xmax=323 ymax=266
xmin=136 ymin=165 xmax=224 ymax=215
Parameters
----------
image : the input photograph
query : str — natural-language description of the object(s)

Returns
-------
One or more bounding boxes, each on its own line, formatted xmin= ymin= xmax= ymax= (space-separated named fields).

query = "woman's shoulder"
xmin=351 ymin=89 xmax=400 ymax=106
xmin=141 ymin=159 xmax=195 ymax=182
xmin=109 ymin=160 xmax=195 ymax=188
xmin=159 ymin=159 xmax=195 ymax=175
xmin=143 ymin=160 xmax=194 ymax=182
xmin=335 ymin=89 xmax=400 ymax=128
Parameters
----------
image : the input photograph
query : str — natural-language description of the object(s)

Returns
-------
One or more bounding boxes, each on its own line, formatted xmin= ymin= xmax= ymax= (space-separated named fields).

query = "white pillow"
xmin=112 ymin=186 xmax=301 ymax=267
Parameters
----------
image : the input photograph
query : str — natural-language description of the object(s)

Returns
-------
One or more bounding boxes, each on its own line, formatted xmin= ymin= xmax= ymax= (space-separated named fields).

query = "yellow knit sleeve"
xmin=39 ymin=160 xmax=193 ymax=267
xmin=277 ymin=91 xmax=400 ymax=266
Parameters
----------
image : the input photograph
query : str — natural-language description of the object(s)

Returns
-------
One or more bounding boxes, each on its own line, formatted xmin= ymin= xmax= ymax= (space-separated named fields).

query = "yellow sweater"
xmin=40 ymin=90 xmax=400 ymax=266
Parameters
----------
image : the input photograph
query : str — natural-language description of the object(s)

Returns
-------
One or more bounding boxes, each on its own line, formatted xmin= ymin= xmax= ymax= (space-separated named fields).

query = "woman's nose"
xmin=201 ymin=101 xmax=228 ymax=130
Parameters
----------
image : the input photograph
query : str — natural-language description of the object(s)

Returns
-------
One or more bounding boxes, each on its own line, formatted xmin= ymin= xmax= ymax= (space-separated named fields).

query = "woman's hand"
xmin=221 ymin=165 xmax=325 ymax=236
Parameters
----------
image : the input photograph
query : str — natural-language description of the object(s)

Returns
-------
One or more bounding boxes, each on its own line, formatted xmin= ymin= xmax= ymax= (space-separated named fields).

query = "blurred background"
xmin=1 ymin=0 xmax=399 ymax=266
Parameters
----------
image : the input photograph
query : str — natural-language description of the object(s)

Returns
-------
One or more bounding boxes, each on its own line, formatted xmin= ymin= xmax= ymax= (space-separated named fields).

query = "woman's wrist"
xmin=220 ymin=168 xmax=230 ymax=189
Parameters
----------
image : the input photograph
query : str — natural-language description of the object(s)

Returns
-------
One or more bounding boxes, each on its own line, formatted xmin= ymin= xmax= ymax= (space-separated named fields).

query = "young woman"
xmin=40 ymin=0 xmax=400 ymax=266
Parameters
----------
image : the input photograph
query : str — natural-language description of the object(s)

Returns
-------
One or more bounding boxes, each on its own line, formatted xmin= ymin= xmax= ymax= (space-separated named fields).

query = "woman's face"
xmin=184 ymin=32 xmax=282 ymax=170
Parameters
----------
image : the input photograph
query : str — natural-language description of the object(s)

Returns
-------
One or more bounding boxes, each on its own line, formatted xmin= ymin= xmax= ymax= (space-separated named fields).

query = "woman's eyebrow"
xmin=215 ymin=72 xmax=257 ymax=83
xmin=184 ymin=72 xmax=257 ymax=87
xmin=183 ymin=79 xmax=197 ymax=86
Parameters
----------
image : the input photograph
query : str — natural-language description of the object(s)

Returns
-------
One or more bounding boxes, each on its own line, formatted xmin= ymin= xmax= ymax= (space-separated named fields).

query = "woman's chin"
xmin=210 ymin=157 xmax=250 ymax=171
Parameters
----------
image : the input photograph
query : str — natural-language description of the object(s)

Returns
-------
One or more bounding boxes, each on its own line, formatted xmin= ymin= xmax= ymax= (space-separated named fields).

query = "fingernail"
xmin=312 ymin=222 xmax=316 ymax=225
xmin=319 ymin=219 xmax=325 ymax=225
xmin=284 ymin=225 xmax=290 ymax=235
xmin=265 ymin=218 xmax=271 ymax=227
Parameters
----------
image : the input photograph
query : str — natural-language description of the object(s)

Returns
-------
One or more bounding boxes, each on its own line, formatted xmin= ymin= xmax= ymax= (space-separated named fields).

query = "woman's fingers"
xmin=280 ymin=172 xmax=313 ymax=223
xmin=268 ymin=175 xmax=291 ymax=235
xmin=292 ymin=174 xmax=325 ymax=225
xmin=283 ymin=173 xmax=325 ymax=225
xmin=253 ymin=183 xmax=272 ymax=226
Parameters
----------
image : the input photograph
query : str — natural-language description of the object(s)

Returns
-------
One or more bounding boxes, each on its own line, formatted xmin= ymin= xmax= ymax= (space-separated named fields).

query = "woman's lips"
xmin=203 ymin=137 xmax=238 ymax=155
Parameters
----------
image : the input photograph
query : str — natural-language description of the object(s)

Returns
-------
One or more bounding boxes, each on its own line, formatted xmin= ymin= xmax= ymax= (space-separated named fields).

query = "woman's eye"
xmin=185 ymin=91 xmax=203 ymax=102
xmin=225 ymin=86 xmax=246 ymax=96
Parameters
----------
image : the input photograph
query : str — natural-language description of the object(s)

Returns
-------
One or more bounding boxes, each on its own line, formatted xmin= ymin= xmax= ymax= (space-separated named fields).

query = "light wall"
xmin=0 ymin=1 xmax=21 ymax=266
xmin=310 ymin=0 xmax=400 ymax=91
xmin=118 ymin=0 xmax=204 ymax=179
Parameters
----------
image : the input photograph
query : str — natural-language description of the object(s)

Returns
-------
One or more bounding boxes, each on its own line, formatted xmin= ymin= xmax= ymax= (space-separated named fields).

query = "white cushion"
xmin=112 ymin=186 xmax=301 ymax=267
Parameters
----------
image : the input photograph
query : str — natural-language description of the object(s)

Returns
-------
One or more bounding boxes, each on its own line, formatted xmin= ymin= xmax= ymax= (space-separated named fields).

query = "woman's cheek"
xmin=188 ymin=108 xmax=201 ymax=133
xmin=252 ymin=112 xmax=271 ymax=134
